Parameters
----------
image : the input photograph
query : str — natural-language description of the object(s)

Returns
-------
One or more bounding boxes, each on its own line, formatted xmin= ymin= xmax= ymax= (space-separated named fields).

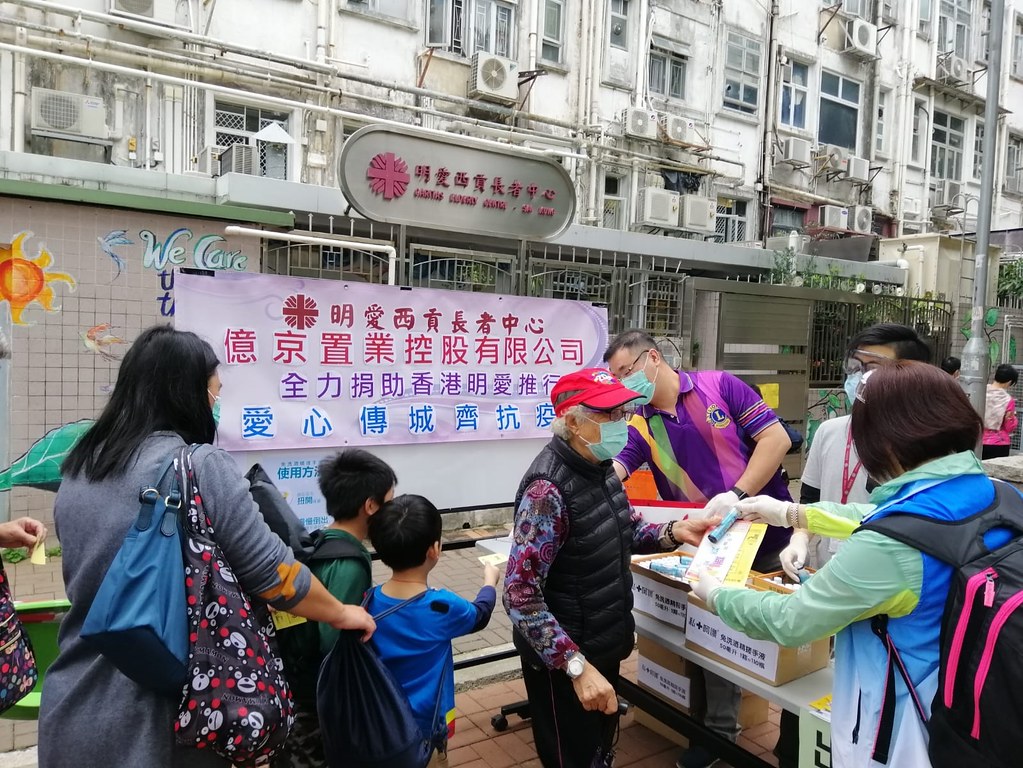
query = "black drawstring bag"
xmin=317 ymin=593 xmax=448 ymax=768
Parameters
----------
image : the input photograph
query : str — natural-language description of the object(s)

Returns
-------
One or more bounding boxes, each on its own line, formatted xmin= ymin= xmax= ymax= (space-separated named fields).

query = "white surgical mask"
xmin=843 ymin=371 xmax=862 ymax=408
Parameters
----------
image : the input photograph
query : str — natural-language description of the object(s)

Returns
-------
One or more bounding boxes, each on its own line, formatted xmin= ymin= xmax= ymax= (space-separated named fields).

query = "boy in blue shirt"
xmin=276 ymin=449 xmax=397 ymax=768
xmin=366 ymin=494 xmax=500 ymax=764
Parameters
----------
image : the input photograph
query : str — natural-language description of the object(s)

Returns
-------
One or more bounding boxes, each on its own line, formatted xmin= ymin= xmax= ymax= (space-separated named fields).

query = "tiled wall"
xmin=0 ymin=197 xmax=261 ymax=526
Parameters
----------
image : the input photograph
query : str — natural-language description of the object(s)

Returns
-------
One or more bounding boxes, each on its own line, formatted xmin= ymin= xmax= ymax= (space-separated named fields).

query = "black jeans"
xmin=982 ymin=444 xmax=1011 ymax=459
xmin=520 ymin=655 xmax=620 ymax=768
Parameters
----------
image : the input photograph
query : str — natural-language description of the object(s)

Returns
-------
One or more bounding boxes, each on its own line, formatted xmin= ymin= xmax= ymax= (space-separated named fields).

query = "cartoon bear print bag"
xmin=173 ymin=447 xmax=294 ymax=765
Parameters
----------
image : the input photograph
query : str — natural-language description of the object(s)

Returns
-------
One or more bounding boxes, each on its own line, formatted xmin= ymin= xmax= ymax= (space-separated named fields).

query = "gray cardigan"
xmin=38 ymin=432 xmax=311 ymax=768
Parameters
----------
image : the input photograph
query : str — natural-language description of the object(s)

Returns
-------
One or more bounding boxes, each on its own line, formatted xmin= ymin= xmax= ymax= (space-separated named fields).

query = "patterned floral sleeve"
xmin=502 ymin=479 xmax=579 ymax=671
xmin=631 ymin=506 xmax=672 ymax=555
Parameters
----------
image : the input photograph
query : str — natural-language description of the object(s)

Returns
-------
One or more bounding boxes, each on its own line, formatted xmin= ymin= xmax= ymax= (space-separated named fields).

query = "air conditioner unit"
xmin=821 ymin=143 xmax=849 ymax=171
xmin=636 ymin=188 xmax=681 ymax=228
xmin=30 ymin=88 xmax=108 ymax=140
xmin=844 ymin=19 xmax=878 ymax=59
xmin=660 ymin=114 xmax=697 ymax=145
xmin=622 ymin=108 xmax=658 ymax=141
xmin=197 ymin=145 xmax=224 ymax=175
xmin=766 ymin=235 xmax=812 ymax=254
xmin=844 ymin=155 xmax=871 ymax=183
xmin=818 ymin=205 xmax=849 ymax=230
xmin=468 ymin=52 xmax=520 ymax=105
xmin=219 ymin=144 xmax=258 ymax=175
xmin=108 ymin=0 xmax=188 ymax=30
xmin=782 ymin=137 xmax=813 ymax=166
xmin=680 ymin=195 xmax=717 ymax=233
xmin=937 ymin=55 xmax=969 ymax=83
xmin=851 ymin=205 xmax=873 ymax=234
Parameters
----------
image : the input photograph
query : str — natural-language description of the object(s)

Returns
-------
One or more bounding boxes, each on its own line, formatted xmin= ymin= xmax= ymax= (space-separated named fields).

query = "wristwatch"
xmin=565 ymin=652 xmax=586 ymax=680
xmin=731 ymin=486 xmax=749 ymax=500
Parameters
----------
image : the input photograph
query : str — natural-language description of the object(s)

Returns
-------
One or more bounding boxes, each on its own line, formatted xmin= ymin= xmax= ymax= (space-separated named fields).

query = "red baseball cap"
xmin=551 ymin=368 xmax=643 ymax=417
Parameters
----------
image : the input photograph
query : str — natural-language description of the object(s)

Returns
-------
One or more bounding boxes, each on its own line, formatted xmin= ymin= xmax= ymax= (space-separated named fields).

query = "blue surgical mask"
xmin=623 ymin=359 xmax=657 ymax=406
xmin=843 ymin=371 xmax=862 ymax=408
xmin=209 ymin=389 xmax=222 ymax=426
xmin=581 ymin=416 xmax=630 ymax=461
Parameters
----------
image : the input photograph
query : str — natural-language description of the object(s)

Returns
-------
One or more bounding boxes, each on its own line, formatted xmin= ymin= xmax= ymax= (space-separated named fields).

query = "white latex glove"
xmin=735 ymin=495 xmax=791 ymax=528
xmin=691 ymin=568 xmax=724 ymax=612
xmin=779 ymin=530 xmax=809 ymax=582
xmin=703 ymin=490 xmax=740 ymax=518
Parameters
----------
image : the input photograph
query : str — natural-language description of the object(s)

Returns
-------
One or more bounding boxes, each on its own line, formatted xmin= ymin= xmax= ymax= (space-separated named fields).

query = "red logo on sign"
xmin=367 ymin=152 xmax=410 ymax=200
xmin=282 ymin=294 xmax=319 ymax=330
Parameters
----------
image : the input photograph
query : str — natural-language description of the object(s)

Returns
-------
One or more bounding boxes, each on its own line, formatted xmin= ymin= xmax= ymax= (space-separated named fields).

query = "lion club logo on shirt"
xmin=706 ymin=404 xmax=731 ymax=429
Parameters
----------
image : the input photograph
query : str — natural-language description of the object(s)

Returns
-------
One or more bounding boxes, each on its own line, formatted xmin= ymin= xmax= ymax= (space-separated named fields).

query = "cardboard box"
xmin=636 ymin=635 xmax=694 ymax=713
xmin=633 ymin=695 xmax=770 ymax=747
xmin=751 ymin=568 xmax=817 ymax=595
xmin=631 ymin=553 xmax=690 ymax=627
xmin=798 ymin=709 xmax=832 ymax=768
xmin=685 ymin=595 xmax=830 ymax=686
xmin=635 ymin=636 xmax=769 ymax=733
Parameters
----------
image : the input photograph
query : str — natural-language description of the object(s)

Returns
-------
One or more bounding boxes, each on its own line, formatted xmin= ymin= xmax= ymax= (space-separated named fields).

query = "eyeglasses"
xmin=617 ymin=349 xmax=654 ymax=381
xmin=854 ymin=369 xmax=876 ymax=404
xmin=584 ymin=405 xmax=637 ymax=422
xmin=843 ymin=349 xmax=895 ymax=376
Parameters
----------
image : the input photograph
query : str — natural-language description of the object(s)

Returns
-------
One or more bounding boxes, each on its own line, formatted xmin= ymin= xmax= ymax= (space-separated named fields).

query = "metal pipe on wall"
xmin=962 ymin=0 xmax=1005 ymax=420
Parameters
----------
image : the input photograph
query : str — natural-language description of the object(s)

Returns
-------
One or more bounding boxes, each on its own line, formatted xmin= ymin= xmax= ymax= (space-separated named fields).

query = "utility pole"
xmin=961 ymin=0 xmax=1005 ymax=424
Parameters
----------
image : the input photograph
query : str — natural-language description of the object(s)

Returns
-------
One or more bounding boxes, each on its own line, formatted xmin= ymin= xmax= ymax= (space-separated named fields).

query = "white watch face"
xmin=568 ymin=657 xmax=584 ymax=677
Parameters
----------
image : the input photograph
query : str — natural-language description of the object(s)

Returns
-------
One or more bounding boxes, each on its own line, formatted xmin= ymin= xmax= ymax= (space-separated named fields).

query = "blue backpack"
xmin=80 ymin=457 xmax=188 ymax=695
xmin=317 ymin=592 xmax=449 ymax=768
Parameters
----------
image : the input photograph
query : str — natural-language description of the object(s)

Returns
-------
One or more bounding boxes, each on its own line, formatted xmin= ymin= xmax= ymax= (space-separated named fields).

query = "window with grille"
xmin=428 ymin=0 xmax=466 ymax=54
xmin=603 ymin=174 xmax=626 ymax=229
xmin=843 ymin=0 xmax=870 ymax=19
xmin=715 ymin=199 xmax=748 ymax=242
xmin=1006 ymin=135 xmax=1023 ymax=194
xmin=531 ymin=265 xmax=614 ymax=308
xmin=770 ymin=205 xmax=805 ymax=237
xmin=978 ymin=2 xmax=991 ymax=62
xmin=931 ymin=110 xmax=965 ymax=181
xmin=938 ymin=0 xmax=972 ymax=57
xmin=724 ymin=31 xmax=761 ymax=115
xmin=214 ymin=102 xmax=290 ymax=180
xmin=636 ymin=275 xmax=682 ymax=335
xmin=474 ymin=0 xmax=515 ymax=57
xmin=265 ymin=243 xmax=391 ymax=283
xmin=410 ymin=247 xmax=515 ymax=293
xmin=648 ymin=49 xmax=686 ymax=100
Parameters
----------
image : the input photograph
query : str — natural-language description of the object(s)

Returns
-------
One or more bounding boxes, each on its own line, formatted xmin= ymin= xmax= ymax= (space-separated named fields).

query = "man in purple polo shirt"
xmin=604 ymin=329 xmax=793 ymax=768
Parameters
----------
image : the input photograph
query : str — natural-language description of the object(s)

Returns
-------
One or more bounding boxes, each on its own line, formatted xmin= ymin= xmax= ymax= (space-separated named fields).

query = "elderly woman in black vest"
xmin=504 ymin=368 xmax=719 ymax=768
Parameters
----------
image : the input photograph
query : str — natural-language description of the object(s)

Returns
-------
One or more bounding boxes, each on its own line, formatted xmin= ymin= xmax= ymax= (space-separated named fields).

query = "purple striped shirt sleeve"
xmin=723 ymin=372 xmax=780 ymax=437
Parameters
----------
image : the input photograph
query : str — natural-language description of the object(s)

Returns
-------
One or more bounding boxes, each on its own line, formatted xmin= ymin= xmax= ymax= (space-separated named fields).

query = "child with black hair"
xmin=276 ymin=448 xmax=397 ymax=768
xmin=367 ymin=494 xmax=500 ymax=766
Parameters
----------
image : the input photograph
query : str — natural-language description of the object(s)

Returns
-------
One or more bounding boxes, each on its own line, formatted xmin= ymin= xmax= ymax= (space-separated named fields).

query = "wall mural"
xmin=805 ymin=388 xmax=848 ymax=451
xmin=99 ymin=227 xmax=252 ymax=317
xmin=0 ymin=232 xmax=76 ymax=325
xmin=0 ymin=420 xmax=93 ymax=492
xmin=81 ymin=323 xmax=126 ymax=361
xmin=97 ymin=230 xmax=133 ymax=281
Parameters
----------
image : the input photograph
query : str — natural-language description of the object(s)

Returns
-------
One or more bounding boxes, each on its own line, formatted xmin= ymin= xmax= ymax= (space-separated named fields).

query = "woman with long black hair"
xmin=39 ymin=325 xmax=374 ymax=768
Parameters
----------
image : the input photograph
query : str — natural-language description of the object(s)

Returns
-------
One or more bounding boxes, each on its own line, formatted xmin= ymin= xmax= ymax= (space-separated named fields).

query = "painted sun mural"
xmin=0 ymin=232 xmax=76 ymax=325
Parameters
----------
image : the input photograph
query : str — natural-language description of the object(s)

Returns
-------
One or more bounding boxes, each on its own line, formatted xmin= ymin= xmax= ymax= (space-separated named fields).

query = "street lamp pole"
xmin=961 ymin=0 xmax=1005 ymax=424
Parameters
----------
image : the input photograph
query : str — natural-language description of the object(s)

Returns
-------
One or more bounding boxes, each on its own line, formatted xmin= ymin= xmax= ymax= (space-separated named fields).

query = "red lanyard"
xmin=841 ymin=425 xmax=863 ymax=504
